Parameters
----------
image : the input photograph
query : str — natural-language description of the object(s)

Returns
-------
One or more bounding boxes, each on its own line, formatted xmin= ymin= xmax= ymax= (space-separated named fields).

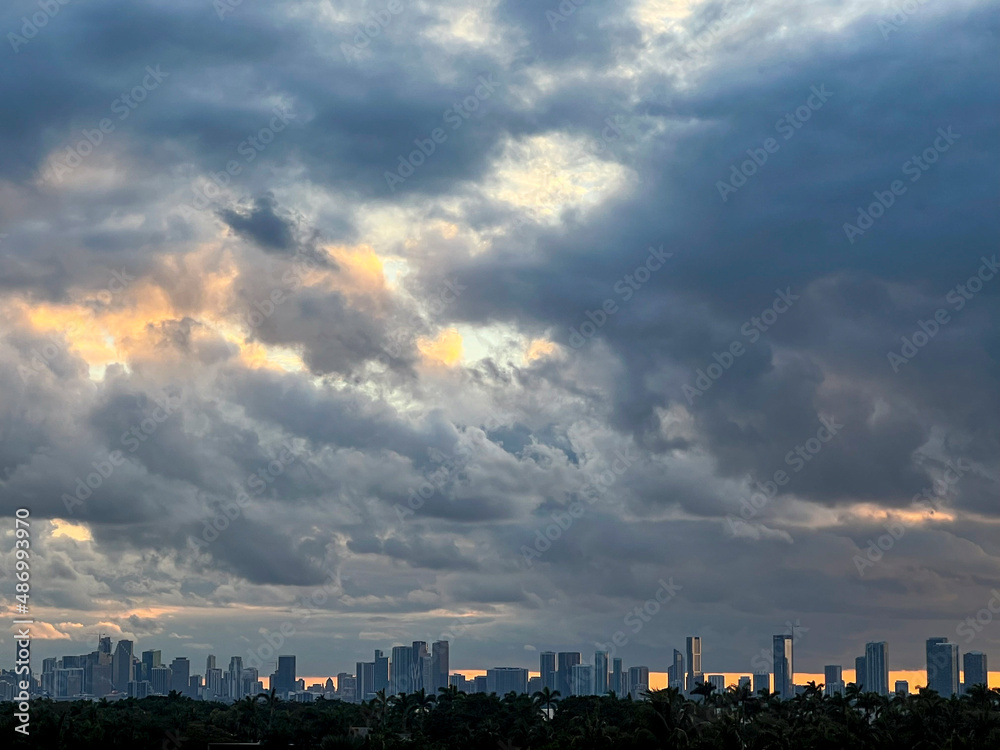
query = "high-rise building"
xmin=356 ymin=660 xmax=375 ymax=702
xmin=228 ymin=657 xmax=244 ymax=700
xmin=486 ymin=667 xmax=528 ymax=696
xmin=391 ymin=645 xmax=415 ymax=695
xmin=474 ymin=675 xmax=488 ymax=694
xmin=627 ymin=666 xmax=650 ymax=699
xmin=895 ymin=680 xmax=909 ymax=697
xmin=411 ymin=642 xmax=428 ymax=691
xmin=449 ymin=674 xmax=469 ymax=692
xmin=772 ymin=635 xmax=793 ymax=699
xmin=99 ymin=636 xmax=112 ymax=655
xmin=753 ymin=672 xmax=770 ymax=694
xmin=738 ymin=676 xmax=751 ymax=692
xmin=128 ymin=680 xmax=151 ymax=699
xmin=151 ymin=666 xmax=171 ymax=695
xmin=667 ymin=649 xmax=684 ymax=689
xmin=963 ymin=651 xmax=988 ymax=692
xmin=528 ymin=676 xmax=541 ymax=694
xmin=865 ymin=642 xmax=889 ymax=696
xmin=112 ymin=640 xmax=134 ymax=690
xmin=556 ymin=652 xmax=581 ymax=698
xmin=570 ymin=664 xmax=595 ymax=696
xmin=170 ymin=657 xmax=190 ymax=696
xmin=594 ymin=651 xmax=609 ymax=695
xmin=373 ymin=650 xmax=389 ymax=694
xmin=927 ymin=639 xmax=959 ymax=696
xmin=275 ymin=656 xmax=296 ymax=696
xmin=206 ymin=668 xmax=223 ymax=699
xmin=189 ymin=674 xmax=203 ymax=698
xmin=431 ymin=641 xmax=450 ymax=693
xmin=206 ymin=655 xmax=216 ymax=673
xmin=854 ymin=656 xmax=867 ymax=690
xmin=686 ymin=636 xmax=702 ymax=691
xmin=55 ymin=667 xmax=85 ymax=697
xmin=824 ymin=665 xmax=842 ymax=689
xmin=337 ymin=673 xmax=356 ymax=703
xmin=540 ymin=652 xmax=556 ymax=691
xmin=141 ymin=650 xmax=161 ymax=685
xmin=708 ymin=675 xmax=726 ymax=692
xmin=611 ymin=658 xmax=624 ymax=696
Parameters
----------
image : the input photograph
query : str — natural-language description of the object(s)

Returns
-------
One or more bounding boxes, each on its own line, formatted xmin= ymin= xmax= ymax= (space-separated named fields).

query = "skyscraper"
xmin=594 ymin=651 xmax=609 ymax=695
xmin=964 ymin=651 xmax=988 ymax=692
xmin=228 ymin=657 xmax=244 ymax=700
xmin=540 ymin=652 xmax=556 ymax=691
xmin=570 ymin=664 xmax=595 ymax=696
xmin=98 ymin=636 xmax=112 ymax=655
xmin=927 ymin=639 xmax=959 ymax=696
xmin=611 ymin=658 xmax=624 ymax=696
xmin=206 ymin=654 xmax=216 ymax=672
xmin=486 ymin=667 xmax=528 ymax=695
xmin=432 ymin=641 xmax=449 ymax=693
xmin=374 ymin=650 xmax=389 ymax=694
xmin=356 ymin=660 xmax=375 ymax=702
xmin=753 ymin=672 xmax=770 ymax=694
xmin=411 ymin=642 xmax=428 ymax=692
xmin=140 ymin=649 xmax=161 ymax=683
xmin=151 ymin=665 xmax=171 ymax=695
xmin=627 ymin=666 xmax=650 ymax=699
xmin=824 ymin=665 xmax=844 ymax=696
xmin=686 ymin=636 xmax=702 ymax=691
xmin=556 ymin=652 xmax=581 ymax=698
xmin=391 ymin=645 xmax=414 ymax=694
xmin=864 ymin=642 xmax=889 ymax=696
xmin=169 ymin=657 xmax=190 ymax=695
xmin=772 ymin=634 xmax=793 ymax=699
xmin=854 ymin=655 xmax=866 ymax=690
xmin=275 ymin=655 xmax=296 ymax=696
xmin=112 ymin=640 xmax=134 ymax=690
xmin=667 ymin=649 xmax=684 ymax=689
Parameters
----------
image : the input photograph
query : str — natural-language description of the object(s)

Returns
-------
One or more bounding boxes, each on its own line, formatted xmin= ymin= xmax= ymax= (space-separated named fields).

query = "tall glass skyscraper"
xmin=611 ymin=658 xmax=624 ymax=695
xmin=963 ymin=651 xmax=988 ymax=692
xmin=927 ymin=638 xmax=959 ymax=696
xmin=540 ymin=652 xmax=556 ymax=691
xmin=556 ymin=652 xmax=581 ymax=697
xmin=668 ymin=649 xmax=684 ymax=689
xmin=686 ymin=636 xmax=702 ymax=691
xmin=391 ymin=645 xmax=414 ymax=694
xmin=432 ymin=641 xmax=449 ymax=693
xmin=594 ymin=651 xmax=609 ymax=695
xmin=854 ymin=655 xmax=866 ymax=690
xmin=772 ymin=635 xmax=793 ymax=698
xmin=864 ymin=642 xmax=889 ymax=696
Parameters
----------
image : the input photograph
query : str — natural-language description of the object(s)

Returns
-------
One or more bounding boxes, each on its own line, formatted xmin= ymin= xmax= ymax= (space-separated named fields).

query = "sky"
xmin=0 ymin=0 xmax=999 ymax=684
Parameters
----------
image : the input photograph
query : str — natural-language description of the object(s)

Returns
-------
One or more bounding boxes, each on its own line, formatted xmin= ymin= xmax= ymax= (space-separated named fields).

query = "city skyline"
xmin=1 ymin=0 xmax=998 ymax=729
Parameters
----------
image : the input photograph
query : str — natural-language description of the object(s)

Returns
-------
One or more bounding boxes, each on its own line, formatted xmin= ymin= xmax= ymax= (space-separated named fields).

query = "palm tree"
xmin=532 ymin=686 xmax=560 ymax=718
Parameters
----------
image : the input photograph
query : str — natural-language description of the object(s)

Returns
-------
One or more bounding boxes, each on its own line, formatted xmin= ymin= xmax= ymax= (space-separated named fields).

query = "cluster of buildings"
xmin=0 ymin=633 xmax=991 ymax=704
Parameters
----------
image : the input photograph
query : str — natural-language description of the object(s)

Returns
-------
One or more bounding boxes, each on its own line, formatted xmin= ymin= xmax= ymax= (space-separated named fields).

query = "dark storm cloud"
xmin=218 ymin=194 xmax=297 ymax=252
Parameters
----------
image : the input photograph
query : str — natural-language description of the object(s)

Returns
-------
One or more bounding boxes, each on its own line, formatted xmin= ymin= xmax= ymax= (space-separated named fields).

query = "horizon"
xmin=2 ymin=0 xmax=999 ymax=722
